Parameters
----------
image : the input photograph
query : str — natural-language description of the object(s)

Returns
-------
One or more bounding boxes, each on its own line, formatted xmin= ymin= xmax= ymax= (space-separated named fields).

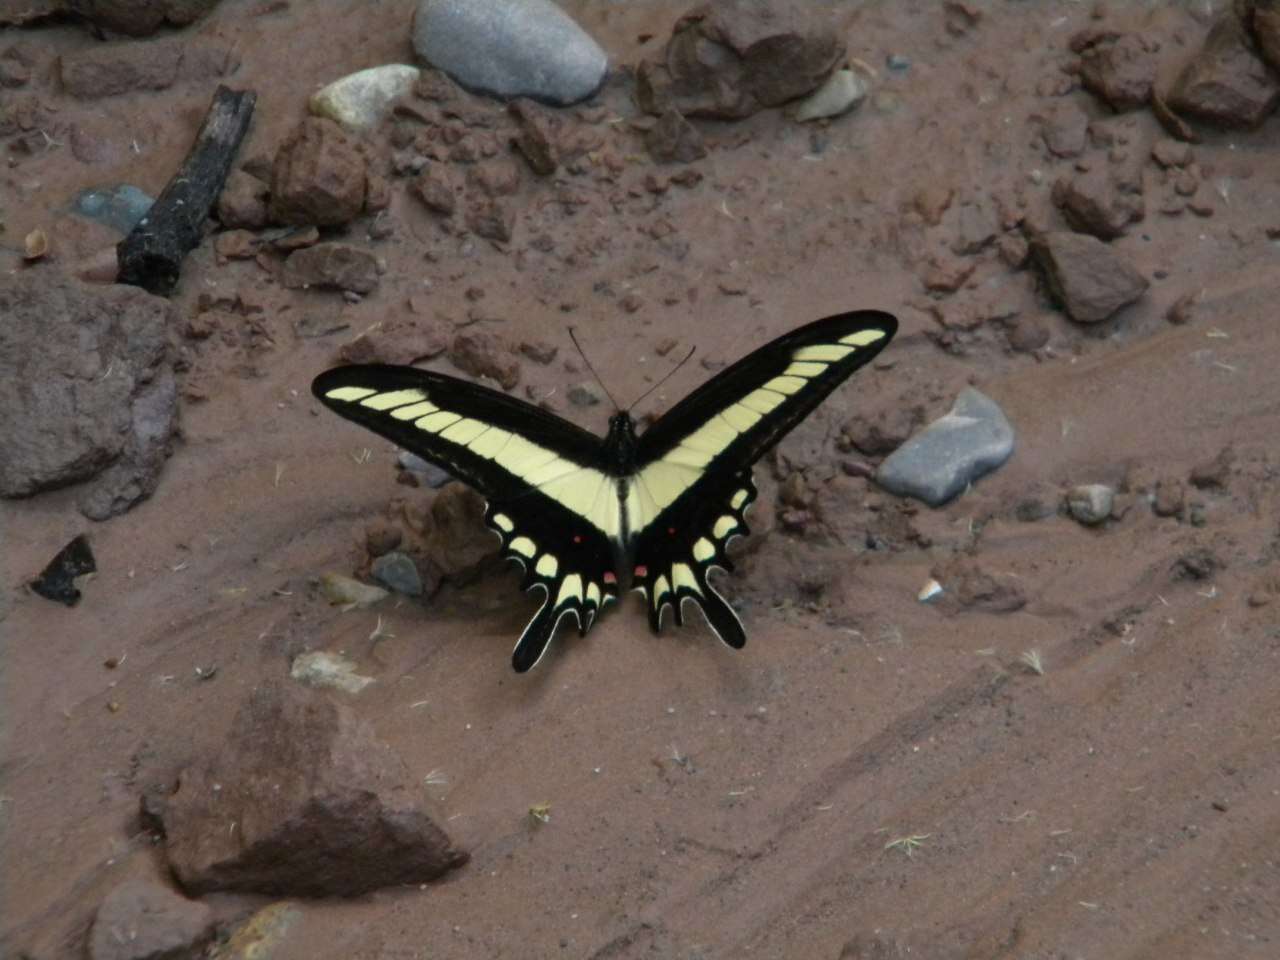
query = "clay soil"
xmin=3 ymin=1 xmax=1280 ymax=958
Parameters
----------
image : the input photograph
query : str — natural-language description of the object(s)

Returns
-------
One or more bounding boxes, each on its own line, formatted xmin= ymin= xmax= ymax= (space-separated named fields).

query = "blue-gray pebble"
xmin=398 ymin=451 xmax=454 ymax=488
xmin=372 ymin=551 xmax=424 ymax=597
xmin=876 ymin=388 xmax=1014 ymax=507
xmin=73 ymin=184 xmax=154 ymax=234
xmin=412 ymin=0 xmax=607 ymax=106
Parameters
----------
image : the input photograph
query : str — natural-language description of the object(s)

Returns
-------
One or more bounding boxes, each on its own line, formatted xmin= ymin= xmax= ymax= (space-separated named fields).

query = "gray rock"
xmin=372 ymin=551 xmax=424 ymax=596
xmin=411 ymin=0 xmax=607 ymax=106
xmin=160 ymin=684 xmax=468 ymax=896
xmin=876 ymin=388 xmax=1015 ymax=507
xmin=398 ymin=451 xmax=454 ymax=488
xmin=567 ymin=382 xmax=601 ymax=407
xmin=89 ymin=878 xmax=214 ymax=960
xmin=1031 ymin=230 xmax=1148 ymax=324
xmin=0 ymin=273 xmax=176 ymax=519
xmin=73 ymin=184 xmax=154 ymax=234
xmin=1066 ymin=483 xmax=1114 ymax=526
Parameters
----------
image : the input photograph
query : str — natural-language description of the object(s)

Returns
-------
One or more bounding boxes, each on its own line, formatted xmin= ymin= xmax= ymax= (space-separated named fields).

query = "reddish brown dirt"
xmin=4 ymin=2 xmax=1280 ymax=958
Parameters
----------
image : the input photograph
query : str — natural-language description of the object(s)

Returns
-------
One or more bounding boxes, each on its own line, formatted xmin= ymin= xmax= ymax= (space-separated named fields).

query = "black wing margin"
xmin=627 ymin=311 xmax=897 ymax=647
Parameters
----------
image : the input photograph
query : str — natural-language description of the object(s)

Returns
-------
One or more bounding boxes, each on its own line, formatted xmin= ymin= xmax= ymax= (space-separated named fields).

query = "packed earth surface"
xmin=3 ymin=1 xmax=1280 ymax=958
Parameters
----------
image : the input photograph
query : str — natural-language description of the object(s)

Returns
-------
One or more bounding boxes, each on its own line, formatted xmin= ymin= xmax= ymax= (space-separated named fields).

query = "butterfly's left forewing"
xmin=312 ymin=364 xmax=621 ymax=670
xmin=628 ymin=311 xmax=897 ymax=647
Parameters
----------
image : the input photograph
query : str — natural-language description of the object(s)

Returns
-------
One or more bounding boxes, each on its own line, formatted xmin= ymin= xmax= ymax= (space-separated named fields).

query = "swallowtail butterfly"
xmin=313 ymin=310 xmax=897 ymax=671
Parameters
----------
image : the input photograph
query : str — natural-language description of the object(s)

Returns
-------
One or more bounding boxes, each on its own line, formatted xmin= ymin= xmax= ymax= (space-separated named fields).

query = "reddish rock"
xmin=1006 ymin=315 xmax=1050 ymax=353
xmin=518 ymin=340 xmax=558 ymax=365
xmin=450 ymin=330 xmax=520 ymax=389
xmin=89 ymin=878 xmax=214 ymax=960
xmin=66 ymin=0 xmax=222 ymax=36
xmin=282 ymin=243 xmax=380 ymax=295
xmin=1151 ymin=137 xmax=1193 ymax=168
xmin=637 ymin=0 xmax=844 ymax=120
xmin=1075 ymin=31 xmax=1160 ymax=112
xmin=467 ymin=158 xmax=521 ymax=197
xmin=1239 ymin=0 xmax=1280 ymax=72
xmin=913 ymin=184 xmax=954 ymax=226
xmin=841 ymin=407 xmax=920 ymax=457
xmin=1041 ymin=100 xmax=1090 ymax=158
xmin=509 ymin=98 xmax=560 ymax=175
xmin=1167 ymin=13 xmax=1280 ymax=128
xmin=337 ymin=316 xmax=448 ymax=365
xmin=422 ymin=484 xmax=499 ymax=581
xmin=217 ymin=169 xmax=269 ymax=229
xmin=645 ymin=107 xmax=708 ymax=164
xmin=412 ymin=164 xmax=461 ymax=217
xmin=160 ymin=684 xmax=467 ymax=897
xmin=922 ymin=255 xmax=975 ymax=294
xmin=60 ymin=36 xmax=236 ymax=99
xmin=269 ymin=118 xmax=367 ymax=227
xmin=1031 ymin=230 xmax=1148 ymax=323
xmin=466 ymin=199 xmax=515 ymax=243
xmin=1052 ymin=167 xmax=1144 ymax=240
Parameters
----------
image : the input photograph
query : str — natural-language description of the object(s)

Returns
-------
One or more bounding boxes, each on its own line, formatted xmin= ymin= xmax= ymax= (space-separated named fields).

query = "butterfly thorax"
xmin=603 ymin=412 xmax=639 ymax=475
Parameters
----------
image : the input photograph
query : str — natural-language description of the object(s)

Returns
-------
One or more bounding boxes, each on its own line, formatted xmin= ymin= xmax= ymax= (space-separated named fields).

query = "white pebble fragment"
xmin=795 ymin=68 xmax=870 ymax=122
xmin=291 ymin=651 xmax=375 ymax=694
xmin=918 ymin=578 xmax=944 ymax=603
xmin=309 ymin=65 xmax=422 ymax=130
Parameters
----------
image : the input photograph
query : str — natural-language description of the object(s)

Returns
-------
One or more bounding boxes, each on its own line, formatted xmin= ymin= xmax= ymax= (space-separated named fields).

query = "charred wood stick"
xmin=117 ymin=84 xmax=256 ymax=296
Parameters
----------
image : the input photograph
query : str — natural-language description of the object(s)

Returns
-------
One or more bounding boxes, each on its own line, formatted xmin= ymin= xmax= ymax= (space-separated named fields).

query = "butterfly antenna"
xmin=567 ymin=326 xmax=622 ymax=412
xmin=625 ymin=343 xmax=697 ymax=414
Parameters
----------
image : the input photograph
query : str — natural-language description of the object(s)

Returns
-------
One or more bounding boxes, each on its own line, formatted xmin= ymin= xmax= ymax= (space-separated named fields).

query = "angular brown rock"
xmin=1167 ymin=13 xmax=1280 ymax=128
xmin=282 ymin=242 xmax=380 ymax=295
xmin=1076 ymin=31 xmax=1160 ymax=112
xmin=1031 ymin=231 xmax=1148 ymax=324
xmin=637 ymin=0 xmax=843 ymax=120
xmin=160 ymin=684 xmax=468 ymax=897
xmin=269 ymin=118 xmax=367 ymax=227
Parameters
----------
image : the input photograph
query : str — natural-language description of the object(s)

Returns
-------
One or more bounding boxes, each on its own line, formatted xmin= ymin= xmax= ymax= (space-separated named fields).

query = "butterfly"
xmin=312 ymin=310 xmax=897 ymax=671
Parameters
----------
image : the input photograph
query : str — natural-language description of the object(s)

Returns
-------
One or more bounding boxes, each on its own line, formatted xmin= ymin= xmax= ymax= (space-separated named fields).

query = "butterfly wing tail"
xmin=512 ymin=602 xmax=582 ymax=672
xmin=694 ymin=577 xmax=746 ymax=650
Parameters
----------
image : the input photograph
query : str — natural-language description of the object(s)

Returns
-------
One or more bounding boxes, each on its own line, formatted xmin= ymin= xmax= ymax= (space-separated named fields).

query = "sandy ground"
xmin=3 ymin=1 xmax=1280 ymax=957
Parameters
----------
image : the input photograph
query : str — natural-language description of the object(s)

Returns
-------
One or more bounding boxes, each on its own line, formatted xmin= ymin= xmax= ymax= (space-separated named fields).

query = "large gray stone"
xmin=0 ymin=273 xmax=176 ymax=519
xmin=411 ymin=0 xmax=607 ymax=106
xmin=89 ymin=878 xmax=214 ymax=960
xmin=876 ymin=388 xmax=1015 ymax=507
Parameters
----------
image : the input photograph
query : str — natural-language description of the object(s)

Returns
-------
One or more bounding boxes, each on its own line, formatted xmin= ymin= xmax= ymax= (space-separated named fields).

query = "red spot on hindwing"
xmin=634 ymin=565 xmax=648 ymax=579
xmin=573 ymin=534 xmax=583 ymax=544
xmin=667 ymin=526 xmax=676 ymax=536
xmin=603 ymin=571 xmax=617 ymax=584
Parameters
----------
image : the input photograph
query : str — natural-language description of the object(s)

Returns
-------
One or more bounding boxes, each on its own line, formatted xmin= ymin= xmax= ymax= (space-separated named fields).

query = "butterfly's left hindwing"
xmin=484 ymin=500 xmax=620 ymax=671
xmin=312 ymin=364 xmax=621 ymax=671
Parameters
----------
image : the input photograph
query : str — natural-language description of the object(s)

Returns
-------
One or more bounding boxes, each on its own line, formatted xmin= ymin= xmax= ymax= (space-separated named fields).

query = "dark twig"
xmin=117 ymin=85 xmax=257 ymax=295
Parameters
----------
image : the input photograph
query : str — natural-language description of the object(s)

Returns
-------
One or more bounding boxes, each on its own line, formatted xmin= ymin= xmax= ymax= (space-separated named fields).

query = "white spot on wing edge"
xmin=535 ymin=553 xmax=559 ymax=578
xmin=783 ymin=361 xmax=827 ymax=378
xmin=492 ymin=513 xmax=514 ymax=533
xmin=713 ymin=515 xmax=738 ymax=539
xmin=693 ymin=537 xmax=715 ymax=562
xmin=510 ymin=536 xmax=537 ymax=558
